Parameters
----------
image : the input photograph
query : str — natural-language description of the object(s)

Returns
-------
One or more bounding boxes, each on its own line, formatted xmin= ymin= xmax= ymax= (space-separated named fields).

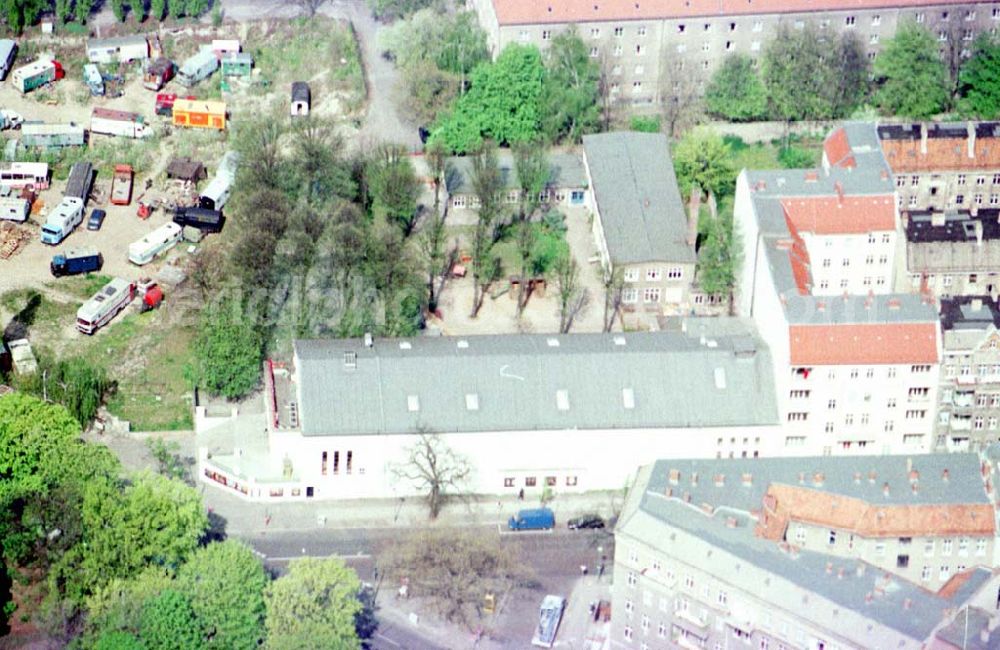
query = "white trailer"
xmin=76 ymin=277 xmax=135 ymax=335
xmin=128 ymin=222 xmax=182 ymax=265
xmin=177 ymin=48 xmax=219 ymax=87
xmin=91 ymin=107 xmax=153 ymax=139
xmin=199 ymin=173 xmax=232 ymax=211
xmin=0 ymin=196 xmax=30 ymax=222
xmin=0 ymin=162 xmax=48 ymax=189
xmin=86 ymin=35 xmax=149 ymax=64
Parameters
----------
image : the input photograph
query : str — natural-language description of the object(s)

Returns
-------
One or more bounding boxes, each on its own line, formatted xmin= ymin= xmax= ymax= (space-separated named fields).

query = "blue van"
xmin=508 ymin=507 xmax=555 ymax=531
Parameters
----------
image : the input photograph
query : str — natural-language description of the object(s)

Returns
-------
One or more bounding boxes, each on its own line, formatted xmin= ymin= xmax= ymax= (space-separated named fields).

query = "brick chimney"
xmin=687 ymin=186 xmax=701 ymax=248
xmin=968 ymin=121 xmax=976 ymax=160
xmin=920 ymin=123 xmax=928 ymax=155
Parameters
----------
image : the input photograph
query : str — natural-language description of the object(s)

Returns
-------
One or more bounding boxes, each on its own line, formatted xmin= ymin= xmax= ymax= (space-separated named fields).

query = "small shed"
xmin=291 ymin=81 xmax=310 ymax=117
xmin=211 ymin=39 xmax=240 ymax=58
xmin=166 ymin=158 xmax=207 ymax=183
xmin=220 ymin=52 xmax=253 ymax=77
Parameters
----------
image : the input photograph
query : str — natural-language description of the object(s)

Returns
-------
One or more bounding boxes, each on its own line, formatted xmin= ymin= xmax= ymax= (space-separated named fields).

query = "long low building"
xmin=199 ymin=321 xmax=782 ymax=502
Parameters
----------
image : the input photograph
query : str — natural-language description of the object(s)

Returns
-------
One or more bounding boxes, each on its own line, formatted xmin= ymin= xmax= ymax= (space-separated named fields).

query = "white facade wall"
xmin=804 ymin=230 xmax=898 ymax=296
xmin=733 ymin=172 xmax=761 ymax=318
xmin=202 ymin=424 xmax=783 ymax=502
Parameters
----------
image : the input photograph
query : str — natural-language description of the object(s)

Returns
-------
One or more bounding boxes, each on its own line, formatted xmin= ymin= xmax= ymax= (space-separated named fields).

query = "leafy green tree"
xmin=13 ymin=356 xmax=113 ymax=426
xmin=831 ymin=32 xmax=870 ymax=117
xmin=540 ymin=28 xmax=601 ymax=143
xmin=83 ymin=568 xmax=174 ymax=642
xmin=74 ymin=0 xmax=94 ymax=23
xmin=0 ymin=0 xmax=48 ymax=32
xmin=513 ymin=141 xmax=549 ymax=315
xmin=874 ymin=22 xmax=949 ymax=118
xmin=697 ymin=214 xmax=740 ymax=300
xmin=184 ymin=0 xmax=208 ymax=16
xmin=264 ymin=557 xmax=363 ymax=650
xmin=188 ymin=297 xmax=263 ymax=399
xmin=432 ymin=45 xmax=544 ymax=153
xmin=140 ymin=590 xmax=204 ymax=650
xmin=705 ymin=54 xmax=767 ymax=121
xmin=110 ymin=0 xmax=126 ymax=21
xmin=672 ymin=129 xmax=736 ymax=201
xmin=434 ymin=11 xmax=488 ymax=87
xmin=176 ymin=541 xmax=268 ymax=650
xmin=366 ymin=144 xmax=420 ymax=235
xmin=959 ymin=34 xmax=1000 ymax=118
xmin=150 ymin=0 xmax=166 ymax=21
xmin=94 ymin=631 xmax=144 ymax=650
xmin=55 ymin=0 xmax=71 ymax=23
xmin=168 ymin=0 xmax=183 ymax=19
xmin=54 ymin=472 xmax=207 ymax=602
xmin=629 ymin=116 xmax=660 ymax=133
xmin=468 ymin=141 xmax=505 ymax=317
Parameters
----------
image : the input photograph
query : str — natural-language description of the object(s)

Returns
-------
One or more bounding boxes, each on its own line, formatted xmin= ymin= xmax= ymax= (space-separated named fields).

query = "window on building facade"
xmin=503 ymin=477 xmax=514 ymax=487
xmin=624 ymin=625 xmax=633 ymax=641
xmin=667 ymin=267 xmax=683 ymax=279
xmin=566 ymin=476 xmax=578 ymax=486
xmin=871 ymin=14 xmax=881 ymax=25
xmin=614 ymin=45 xmax=623 ymax=56
xmin=525 ymin=476 xmax=536 ymax=487
xmin=643 ymin=287 xmax=661 ymax=303
xmin=622 ymin=288 xmax=638 ymax=304
xmin=921 ymin=566 xmax=932 ymax=581
xmin=976 ymin=539 xmax=987 ymax=555
xmin=959 ymin=538 xmax=970 ymax=555
xmin=646 ymin=268 xmax=663 ymax=281
xmin=614 ymin=26 xmax=624 ymax=37
xmin=637 ymin=26 xmax=647 ymax=36
xmin=845 ymin=16 xmax=855 ymax=26
xmin=542 ymin=30 xmax=551 ymax=40
xmin=897 ymin=554 xmax=910 ymax=568
xmin=589 ymin=46 xmax=599 ymax=58
xmin=940 ymin=566 xmax=951 ymax=581
xmin=916 ymin=12 xmax=925 ymax=23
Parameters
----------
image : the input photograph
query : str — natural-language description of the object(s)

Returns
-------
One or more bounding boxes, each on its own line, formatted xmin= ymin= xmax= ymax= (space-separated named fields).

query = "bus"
xmin=76 ymin=277 xmax=135 ymax=335
xmin=0 ymin=162 xmax=49 ymax=189
xmin=128 ymin=222 xmax=182 ymax=265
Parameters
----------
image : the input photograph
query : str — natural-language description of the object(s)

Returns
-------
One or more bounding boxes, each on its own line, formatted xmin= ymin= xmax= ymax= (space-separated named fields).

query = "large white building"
xmin=199 ymin=322 xmax=782 ymax=502
xmin=735 ymin=123 xmax=942 ymax=455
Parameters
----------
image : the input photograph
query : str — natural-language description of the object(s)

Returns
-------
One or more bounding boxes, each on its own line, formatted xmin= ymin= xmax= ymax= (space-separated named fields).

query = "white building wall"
xmin=733 ymin=171 xmax=762 ymax=318
xmin=204 ymin=424 xmax=783 ymax=502
xmin=804 ymin=231 xmax=898 ymax=296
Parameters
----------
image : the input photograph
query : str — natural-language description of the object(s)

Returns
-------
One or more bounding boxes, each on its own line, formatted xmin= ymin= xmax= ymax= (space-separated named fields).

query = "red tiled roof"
xmin=781 ymin=195 xmax=896 ymax=235
xmin=824 ymin=128 xmax=852 ymax=169
xmin=756 ymin=484 xmax=994 ymax=542
xmin=789 ymin=323 xmax=938 ymax=365
xmin=936 ymin=570 xmax=977 ymax=599
xmin=881 ymin=136 xmax=1000 ymax=172
xmin=491 ymin=0 xmax=984 ymax=26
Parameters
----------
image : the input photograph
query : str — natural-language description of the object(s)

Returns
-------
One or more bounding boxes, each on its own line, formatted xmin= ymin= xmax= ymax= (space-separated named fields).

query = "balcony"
xmin=675 ymin=608 xmax=709 ymax=630
xmin=950 ymin=416 xmax=973 ymax=432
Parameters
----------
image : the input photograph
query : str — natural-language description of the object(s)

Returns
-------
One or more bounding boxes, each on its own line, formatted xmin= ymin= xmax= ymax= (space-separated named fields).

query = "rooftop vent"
xmin=407 ymin=395 xmax=420 ymax=412
xmin=399 ymin=341 xmax=412 ymax=350
xmin=546 ymin=337 xmax=560 ymax=347
xmin=343 ymin=351 xmax=357 ymax=369
xmin=942 ymin=468 xmax=950 ymax=482
xmin=714 ymin=367 xmax=727 ymax=389
xmin=741 ymin=473 xmax=752 ymax=487
xmin=556 ymin=389 xmax=570 ymax=411
xmin=465 ymin=393 xmax=479 ymax=411
xmin=669 ymin=469 xmax=681 ymax=485
xmin=613 ymin=335 xmax=627 ymax=346
xmin=883 ymin=482 xmax=890 ymax=497
xmin=622 ymin=387 xmax=636 ymax=409
xmin=457 ymin=339 xmax=469 ymax=349
xmin=813 ymin=472 xmax=825 ymax=487
xmin=714 ymin=474 xmax=725 ymax=487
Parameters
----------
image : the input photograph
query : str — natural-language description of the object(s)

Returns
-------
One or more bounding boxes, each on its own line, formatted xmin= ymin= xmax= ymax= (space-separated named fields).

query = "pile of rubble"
xmin=0 ymin=221 xmax=32 ymax=259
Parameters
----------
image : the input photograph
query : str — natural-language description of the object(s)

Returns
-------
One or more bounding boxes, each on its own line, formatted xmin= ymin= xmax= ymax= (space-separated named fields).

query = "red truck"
xmin=155 ymin=93 xmax=195 ymax=118
xmin=111 ymin=164 xmax=134 ymax=206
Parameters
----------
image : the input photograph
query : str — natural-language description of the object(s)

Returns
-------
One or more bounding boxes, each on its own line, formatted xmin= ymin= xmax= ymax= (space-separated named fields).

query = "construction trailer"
xmin=172 ymin=99 xmax=226 ymax=130
xmin=0 ymin=196 xmax=30 ymax=222
xmin=176 ymin=48 xmax=218 ymax=87
xmin=0 ymin=162 xmax=48 ymax=189
xmin=211 ymin=39 xmax=240 ymax=57
xmin=83 ymin=63 xmax=104 ymax=95
xmin=220 ymin=52 xmax=253 ymax=77
xmin=143 ymin=57 xmax=174 ymax=91
xmin=64 ymin=162 xmax=94 ymax=202
xmin=11 ymin=58 xmax=62 ymax=94
xmin=91 ymin=107 xmax=153 ymax=139
xmin=86 ymin=35 xmax=149 ymax=64
xmin=0 ymin=40 xmax=17 ymax=80
xmin=290 ymin=81 xmax=310 ymax=116
xmin=20 ymin=122 xmax=84 ymax=148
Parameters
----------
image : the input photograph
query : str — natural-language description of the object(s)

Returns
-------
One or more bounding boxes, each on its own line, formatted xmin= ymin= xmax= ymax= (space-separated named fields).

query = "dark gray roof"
xmin=291 ymin=81 xmax=310 ymax=102
xmin=293 ymin=322 xmax=777 ymax=436
xmin=444 ymin=152 xmax=585 ymax=195
xmin=941 ymin=295 xmax=1000 ymax=331
xmin=906 ymin=209 xmax=1000 ymax=243
xmin=621 ymin=455 xmax=996 ymax=644
xmin=583 ymin=132 xmax=695 ymax=265
xmin=879 ymin=121 xmax=1000 ymax=141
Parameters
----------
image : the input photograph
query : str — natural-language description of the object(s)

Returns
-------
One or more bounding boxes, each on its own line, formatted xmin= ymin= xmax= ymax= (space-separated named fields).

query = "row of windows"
xmin=502 ymin=475 xmax=578 ymax=488
xmin=945 ymin=363 xmax=1000 ymax=379
xmin=450 ymin=189 xmax=584 ymax=208
xmin=623 ymin=266 xmax=684 ymax=282
xmin=622 ymin=287 xmax=664 ymax=304
xmin=791 ymin=365 xmax=930 ymax=379
xmin=900 ymin=173 xmax=1000 ymax=187
xmin=942 ymin=390 xmax=1000 ymax=406
xmin=942 ymin=413 xmax=1000 ymax=430
xmin=320 ymin=450 xmax=353 ymax=475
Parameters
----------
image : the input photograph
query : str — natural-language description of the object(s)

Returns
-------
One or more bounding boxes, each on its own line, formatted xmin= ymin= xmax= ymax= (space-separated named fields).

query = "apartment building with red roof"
xmin=735 ymin=122 xmax=942 ymax=456
xmin=469 ymin=1 xmax=997 ymax=110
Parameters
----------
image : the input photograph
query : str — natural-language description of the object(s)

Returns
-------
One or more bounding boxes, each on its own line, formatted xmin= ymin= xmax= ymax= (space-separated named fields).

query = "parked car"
xmin=508 ymin=507 xmax=555 ymax=531
xmin=87 ymin=208 xmax=106 ymax=231
xmin=567 ymin=514 xmax=605 ymax=530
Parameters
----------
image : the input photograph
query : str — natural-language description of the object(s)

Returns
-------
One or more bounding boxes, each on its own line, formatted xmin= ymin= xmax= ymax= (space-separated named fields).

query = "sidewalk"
xmin=201 ymin=483 xmax=626 ymax=535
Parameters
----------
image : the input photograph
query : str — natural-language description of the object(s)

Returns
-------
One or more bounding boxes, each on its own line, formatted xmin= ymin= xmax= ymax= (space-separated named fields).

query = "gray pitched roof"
xmin=444 ymin=152 xmax=585 ymax=195
xmin=583 ymin=131 xmax=695 ymax=265
xmin=293 ymin=321 xmax=777 ymax=436
xmin=619 ymin=455 xmax=996 ymax=645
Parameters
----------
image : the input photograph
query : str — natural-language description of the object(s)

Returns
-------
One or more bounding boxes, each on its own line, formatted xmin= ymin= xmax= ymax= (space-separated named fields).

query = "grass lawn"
xmin=1 ymin=288 xmax=197 ymax=431
xmin=725 ymin=135 xmax=824 ymax=172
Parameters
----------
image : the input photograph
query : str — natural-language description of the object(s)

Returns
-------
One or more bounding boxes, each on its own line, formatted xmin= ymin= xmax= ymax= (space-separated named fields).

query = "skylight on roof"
xmin=457 ymin=340 xmax=469 ymax=349
xmin=556 ymin=389 xmax=570 ymax=411
xmin=614 ymin=335 xmax=626 ymax=346
xmin=546 ymin=337 xmax=560 ymax=347
xmin=399 ymin=341 xmax=412 ymax=350
xmin=465 ymin=393 xmax=479 ymax=411
xmin=714 ymin=368 xmax=727 ymax=390
xmin=622 ymin=388 xmax=635 ymax=409
xmin=407 ymin=395 xmax=420 ymax=412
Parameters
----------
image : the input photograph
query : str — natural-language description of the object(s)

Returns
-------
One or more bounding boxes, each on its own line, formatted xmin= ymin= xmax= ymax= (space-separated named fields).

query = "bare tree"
xmin=512 ymin=142 xmax=549 ymax=317
xmin=390 ymin=432 xmax=472 ymax=519
xmin=596 ymin=50 xmax=617 ymax=130
xmin=659 ymin=56 xmax=704 ymax=137
xmin=555 ymin=255 xmax=589 ymax=333
xmin=469 ymin=142 xmax=505 ymax=318
xmin=380 ymin=530 xmax=528 ymax=631
xmin=602 ymin=266 xmax=625 ymax=332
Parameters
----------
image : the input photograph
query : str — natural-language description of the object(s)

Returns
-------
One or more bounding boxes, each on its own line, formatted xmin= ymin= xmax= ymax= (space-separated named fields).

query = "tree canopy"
xmin=959 ymin=33 xmax=1000 ymax=119
xmin=672 ymin=129 xmax=736 ymax=200
xmin=540 ymin=28 xmax=601 ymax=142
xmin=705 ymin=54 xmax=768 ymax=121
xmin=264 ymin=557 xmax=363 ymax=649
xmin=188 ymin=296 xmax=264 ymax=400
xmin=431 ymin=45 xmax=545 ymax=153
xmin=873 ymin=22 xmax=949 ymax=118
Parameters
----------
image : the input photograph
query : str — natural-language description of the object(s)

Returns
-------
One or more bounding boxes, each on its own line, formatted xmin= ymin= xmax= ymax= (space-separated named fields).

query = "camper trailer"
xmin=20 ymin=122 xmax=84 ymax=148
xmin=86 ymin=35 xmax=149 ymax=64
xmin=11 ymin=58 xmax=61 ymax=94
xmin=176 ymin=48 xmax=218 ymax=87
